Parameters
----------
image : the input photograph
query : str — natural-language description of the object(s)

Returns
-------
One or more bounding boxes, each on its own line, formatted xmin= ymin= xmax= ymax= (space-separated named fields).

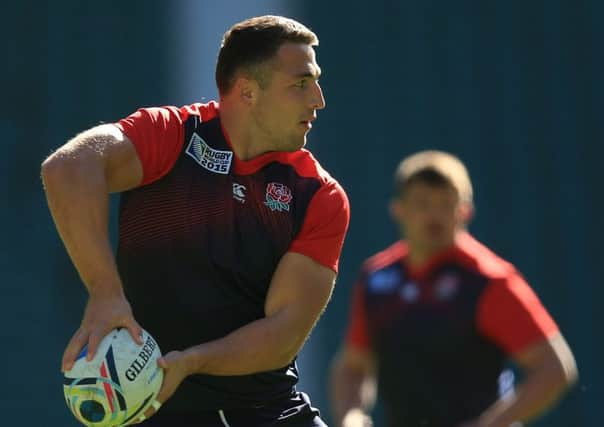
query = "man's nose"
xmin=311 ymin=81 xmax=326 ymax=110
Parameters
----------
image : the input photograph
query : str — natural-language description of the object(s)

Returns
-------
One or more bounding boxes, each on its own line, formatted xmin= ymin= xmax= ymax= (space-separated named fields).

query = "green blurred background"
xmin=2 ymin=1 xmax=601 ymax=425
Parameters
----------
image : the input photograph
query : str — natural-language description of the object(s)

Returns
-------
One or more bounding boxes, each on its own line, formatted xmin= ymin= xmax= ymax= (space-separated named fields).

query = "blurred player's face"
xmin=391 ymin=182 xmax=471 ymax=256
xmin=251 ymin=42 xmax=325 ymax=151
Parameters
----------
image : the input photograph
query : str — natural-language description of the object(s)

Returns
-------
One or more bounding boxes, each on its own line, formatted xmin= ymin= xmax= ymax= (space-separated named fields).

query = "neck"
xmin=220 ymin=101 xmax=270 ymax=161
xmin=405 ymin=236 xmax=457 ymax=268
xmin=406 ymin=246 xmax=437 ymax=268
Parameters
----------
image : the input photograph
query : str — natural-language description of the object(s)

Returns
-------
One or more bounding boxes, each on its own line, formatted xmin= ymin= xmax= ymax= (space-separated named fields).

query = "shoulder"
xmin=362 ymin=241 xmax=408 ymax=274
xmin=130 ymin=101 xmax=219 ymax=123
xmin=289 ymin=149 xmax=349 ymax=205
xmin=454 ymin=232 xmax=517 ymax=279
xmin=180 ymin=101 xmax=220 ymax=122
xmin=117 ymin=101 xmax=219 ymax=128
xmin=288 ymin=149 xmax=340 ymax=185
xmin=161 ymin=101 xmax=219 ymax=123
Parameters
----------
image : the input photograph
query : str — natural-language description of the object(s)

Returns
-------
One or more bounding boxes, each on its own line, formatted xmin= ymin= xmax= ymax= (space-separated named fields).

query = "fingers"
xmin=151 ymin=399 xmax=162 ymax=411
xmin=157 ymin=357 xmax=167 ymax=369
xmin=63 ymin=326 xmax=142 ymax=371
xmin=86 ymin=329 xmax=104 ymax=361
xmin=157 ymin=350 xmax=180 ymax=369
xmin=136 ymin=399 xmax=162 ymax=424
xmin=87 ymin=318 xmax=142 ymax=361
xmin=127 ymin=321 xmax=144 ymax=345
xmin=63 ymin=296 xmax=142 ymax=372
xmin=62 ymin=329 xmax=88 ymax=372
xmin=342 ymin=409 xmax=373 ymax=427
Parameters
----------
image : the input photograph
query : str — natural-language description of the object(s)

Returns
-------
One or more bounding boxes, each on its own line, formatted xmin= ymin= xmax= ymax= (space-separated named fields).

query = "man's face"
xmin=391 ymin=181 xmax=469 ymax=253
xmin=251 ymin=42 xmax=325 ymax=151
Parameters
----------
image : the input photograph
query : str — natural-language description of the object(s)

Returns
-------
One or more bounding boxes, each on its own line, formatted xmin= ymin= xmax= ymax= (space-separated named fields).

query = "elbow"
xmin=273 ymin=345 xmax=300 ymax=370
xmin=41 ymin=148 xmax=97 ymax=189
xmin=556 ymin=339 xmax=579 ymax=390
xmin=561 ymin=353 xmax=579 ymax=389
xmin=546 ymin=334 xmax=579 ymax=392
xmin=546 ymin=349 xmax=579 ymax=397
xmin=270 ymin=336 xmax=306 ymax=370
xmin=282 ymin=347 xmax=299 ymax=366
xmin=41 ymin=152 xmax=67 ymax=188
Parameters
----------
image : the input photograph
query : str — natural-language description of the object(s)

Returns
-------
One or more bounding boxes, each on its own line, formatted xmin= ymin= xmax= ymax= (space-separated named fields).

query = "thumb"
xmin=127 ymin=322 xmax=144 ymax=345
xmin=157 ymin=357 xmax=169 ymax=369
xmin=157 ymin=350 xmax=182 ymax=369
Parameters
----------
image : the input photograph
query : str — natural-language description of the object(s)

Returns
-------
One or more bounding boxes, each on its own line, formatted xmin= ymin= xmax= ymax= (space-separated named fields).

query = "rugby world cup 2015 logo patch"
xmin=186 ymin=133 xmax=233 ymax=174
xmin=264 ymin=183 xmax=293 ymax=212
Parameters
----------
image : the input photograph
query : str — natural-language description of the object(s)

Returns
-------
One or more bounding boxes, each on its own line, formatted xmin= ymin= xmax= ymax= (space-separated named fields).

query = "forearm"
xmin=477 ymin=367 xmax=575 ymax=426
xmin=41 ymin=148 xmax=123 ymax=296
xmin=183 ymin=308 xmax=308 ymax=376
xmin=181 ymin=252 xmax=336 ymax=376
xmin=330 ymin=362 xmax=372 ymax=425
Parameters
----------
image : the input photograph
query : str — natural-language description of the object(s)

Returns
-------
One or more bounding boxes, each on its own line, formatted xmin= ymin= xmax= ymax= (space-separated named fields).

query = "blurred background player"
xmin=329 ymin=150 xmax=577 ymax=427
xmin=42 ymin=15 xmax=349 ymax=426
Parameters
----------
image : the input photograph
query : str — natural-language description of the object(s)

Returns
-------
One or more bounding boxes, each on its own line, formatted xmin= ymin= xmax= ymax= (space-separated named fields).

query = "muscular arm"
xmin=329 ymin=345 xmax=377 ymax=426
xmin=41 ymin=124 xmax=144 ymax=368
xmin=42 ymin=124 xmax=142 ymax=292
xmin=467 ymin=333 xmax=578 ymax=427
xmin=182 ymin=252 xmax=336 ymax=375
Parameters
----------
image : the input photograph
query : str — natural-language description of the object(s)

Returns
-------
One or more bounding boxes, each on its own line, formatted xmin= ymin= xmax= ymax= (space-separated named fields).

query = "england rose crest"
xmin=264 ymin=182 xmax=293 ymax=212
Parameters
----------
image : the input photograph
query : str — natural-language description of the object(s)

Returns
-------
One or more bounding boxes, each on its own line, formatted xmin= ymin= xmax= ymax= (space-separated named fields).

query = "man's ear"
xmin=389 ymin=198 xmax=404 ymax=223
xmin=459 ymin=202 xmax=474 ymax=224
xmin=233 ymin=76 xmax=259 ymax=105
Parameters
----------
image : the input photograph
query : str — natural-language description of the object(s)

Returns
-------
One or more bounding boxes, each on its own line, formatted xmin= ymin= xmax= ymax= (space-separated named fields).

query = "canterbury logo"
xmin=233 ymin=183 xmax=246 ymax=203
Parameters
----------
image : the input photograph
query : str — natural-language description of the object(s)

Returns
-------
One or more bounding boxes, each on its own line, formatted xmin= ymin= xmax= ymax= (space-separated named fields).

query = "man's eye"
xmin=295 ymin=80 xmax=307 ymax=88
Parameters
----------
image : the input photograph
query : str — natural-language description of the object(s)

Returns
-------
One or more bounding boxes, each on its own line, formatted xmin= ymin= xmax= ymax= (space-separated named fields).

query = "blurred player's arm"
xmin=461 ymin=333 xmax=577 ymax=427
xmin=41 ymin=124 xmax=144 ymax=369
xmin=462 ymin=274 xmax=578 ymax=427
xmin=329 ymin=345 xmax=376 ymax=427
xmin=178 ymin=252 xmax=337 ymax=375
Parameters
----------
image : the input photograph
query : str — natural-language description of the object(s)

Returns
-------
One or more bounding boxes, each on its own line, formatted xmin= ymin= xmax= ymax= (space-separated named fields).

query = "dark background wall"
xmin=1 ymin=1 xmax=601 ymax=425
xmin=2 ymin=3 xmax=181 ymax=425
xmin=303 ymin=2 xmax=602 ymax=426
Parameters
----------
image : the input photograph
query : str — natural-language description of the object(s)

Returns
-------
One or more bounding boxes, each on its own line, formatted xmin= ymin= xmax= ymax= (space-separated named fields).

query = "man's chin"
xmin=286 ymin=137 xmax=307 ymax=152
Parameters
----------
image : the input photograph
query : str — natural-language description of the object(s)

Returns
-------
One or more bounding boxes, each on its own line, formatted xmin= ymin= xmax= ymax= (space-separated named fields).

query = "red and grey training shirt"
xmin=344 ymin=232 xmax=558 ymax=427
xmin=113 ymin=101 xmax=349 ymax=411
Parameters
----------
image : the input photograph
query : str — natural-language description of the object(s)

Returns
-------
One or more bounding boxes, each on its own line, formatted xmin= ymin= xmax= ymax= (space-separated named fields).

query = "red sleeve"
xmin=288 ymin=181 xmax=350 ymax=272
xmin=345 ymin=280 xmax=370 ymax=350
xmin=114 ymin=106 xmax=186 ymax=186
xmin=477 ymin=273 xmax=560 ymax=355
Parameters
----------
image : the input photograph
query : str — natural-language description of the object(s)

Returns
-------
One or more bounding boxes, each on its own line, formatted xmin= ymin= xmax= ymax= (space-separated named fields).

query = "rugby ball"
xmin=63 ymin=328 xmax=163 ymax=426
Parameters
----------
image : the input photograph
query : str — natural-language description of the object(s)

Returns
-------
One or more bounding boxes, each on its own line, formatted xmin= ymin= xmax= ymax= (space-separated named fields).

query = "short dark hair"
xmin=394 ymin=150 xmax=473 ymax=204
xmin=215 ymin=15 xmax=319 ymax=96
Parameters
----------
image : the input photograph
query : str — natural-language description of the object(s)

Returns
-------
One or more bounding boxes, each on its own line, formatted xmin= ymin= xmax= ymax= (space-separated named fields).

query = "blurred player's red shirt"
xmin=345 ymin=232 xmax=558 ymax=427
